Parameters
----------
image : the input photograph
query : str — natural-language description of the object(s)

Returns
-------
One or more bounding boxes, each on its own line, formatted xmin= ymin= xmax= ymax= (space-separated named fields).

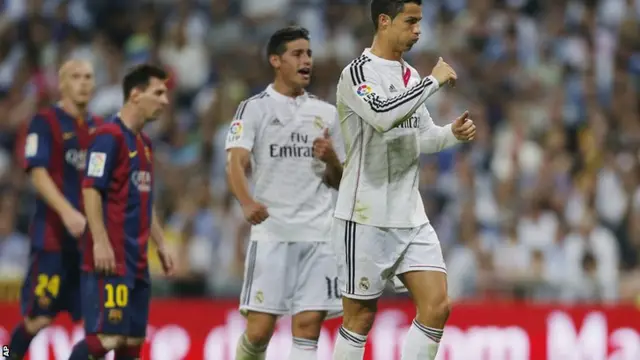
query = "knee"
xmin=125 ymin=337 xmax=145 ymax=347
xmin=244 ymin=312 xmax=277 ymax=347
xmin=343 ymin=299 xmax=377 ymax=335
xmin=23 ymin=316 xmax=52 ymax=334
xmin=292 ymin=311 xmax=326 ymax=340
xmin=417 ymin=296 xmax=451 ymax=324
xmin=97 ymin=334 xmax=127 ymax=350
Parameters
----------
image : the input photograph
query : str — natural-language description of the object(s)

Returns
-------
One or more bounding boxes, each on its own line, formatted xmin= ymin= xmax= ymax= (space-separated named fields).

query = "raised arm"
xmin=338 ymin=57 xmax=456 ymax=133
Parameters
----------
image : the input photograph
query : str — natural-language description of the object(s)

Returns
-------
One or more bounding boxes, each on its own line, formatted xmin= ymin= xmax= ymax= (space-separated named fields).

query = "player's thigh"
xmin=396 ymin=224 xmax=449 ymax=310
xmin=331 ymin=218 xmax=400 ymax=300
xmin=292 ymin=241 xmax=342 ymax=318
xmin=239 ymin=240 xmax=291 ymax=315
xmin=81 ymin=272 xmax=132 ymax=336
xmin=20 ymin=250 xmax=71 ymax=320
xmin=127 ymin=279 xmax=151 ymax=339
xmin=59 ymin=250 xmax=82 ymax=321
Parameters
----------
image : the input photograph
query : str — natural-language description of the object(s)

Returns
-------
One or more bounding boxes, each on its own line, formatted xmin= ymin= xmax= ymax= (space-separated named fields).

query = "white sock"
xmin=288 ymin=337 xmax=318 ymax=360
xmin=235 ymin=333 xmax=267 ymax=360
xmin=401 ymin=319 xmax=443 ymax=360
xmin=332 ymin=326 xmax=367 ymax=360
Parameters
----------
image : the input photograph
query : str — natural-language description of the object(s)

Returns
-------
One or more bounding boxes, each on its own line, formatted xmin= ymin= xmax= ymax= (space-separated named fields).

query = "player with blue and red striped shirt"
xmin=7 ymin=60 xmax=102 ymax=360
xmin=67 ymin=64 xmax=175 ymax=360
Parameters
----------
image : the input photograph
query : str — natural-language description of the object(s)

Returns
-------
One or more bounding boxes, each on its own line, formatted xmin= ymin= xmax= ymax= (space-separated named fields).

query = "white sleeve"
xmin=338 ymin=64 xmax=440 ymax=133
xmin=330 ymin=108 xmax=347 ymax=163
xmin=418 ymin=108 xmax=461 ymax=154
xmin=224 ymin=99 xmax=260 ymax=151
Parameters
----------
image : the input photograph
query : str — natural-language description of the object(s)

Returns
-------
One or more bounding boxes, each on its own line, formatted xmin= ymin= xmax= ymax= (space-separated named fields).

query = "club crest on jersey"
xmin=131 ymin=171 xmax=151 ymax=192
xmin=356 ymin=84 xmax=372 ymax=97
xmin=144 ymin=146 xmax=151 ymax=161
xmin=313 ymin=116 xmax=324 ymax=129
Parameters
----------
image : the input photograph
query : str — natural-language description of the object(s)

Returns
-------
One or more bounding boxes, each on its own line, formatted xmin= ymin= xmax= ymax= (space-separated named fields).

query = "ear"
xmin=378 ymin=14 xmax=391 ymax=29
xmin=269 ymin=54 xmax=281 ymax=69
xmin=129 ymin=87 xmax=141 ymax=103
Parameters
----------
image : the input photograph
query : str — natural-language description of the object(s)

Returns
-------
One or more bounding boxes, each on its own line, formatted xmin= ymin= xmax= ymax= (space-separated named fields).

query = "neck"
xmin=59 ymin=99 xmax=86 ymax=119
xmin=272 ymin=77 xmax=304 ymax=98
xmin=370 ymin=35 xmax=403 ymax=62
xmin=119 ymin=104 xmax=144 ymax=133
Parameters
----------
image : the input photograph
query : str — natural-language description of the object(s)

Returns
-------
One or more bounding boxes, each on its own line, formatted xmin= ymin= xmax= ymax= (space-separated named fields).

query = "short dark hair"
xmin=266 ymin=26 xmax=310 ymax=59
xmin=370 ymin=0 xmax=422 ymax=30
xmin=122 ymin=64 xmax=168 ymax=101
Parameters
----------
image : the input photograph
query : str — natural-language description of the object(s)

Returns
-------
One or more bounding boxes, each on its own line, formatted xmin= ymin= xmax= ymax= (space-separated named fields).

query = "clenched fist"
xmin=451 ymin=111 xmax=476 ymax=141
xmin=313 ymin=128 xmax=339 ymax=165
xmin=62 ymin=208 xmax=86 ymax=238
xmin=242 ymin=201 xmax=269 ymax=225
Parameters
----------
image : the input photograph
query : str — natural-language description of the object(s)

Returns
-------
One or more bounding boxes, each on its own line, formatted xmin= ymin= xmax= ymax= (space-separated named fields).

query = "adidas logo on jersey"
xmin=389 ymin=84 xmax=398 ymax=92
xmin=270 ymin=118 xmax=281 ymax=126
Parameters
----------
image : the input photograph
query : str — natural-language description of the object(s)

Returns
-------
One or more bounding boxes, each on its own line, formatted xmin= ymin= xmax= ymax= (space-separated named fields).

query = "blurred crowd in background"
xmin=1 ymin=0 xmax=640 ymax=304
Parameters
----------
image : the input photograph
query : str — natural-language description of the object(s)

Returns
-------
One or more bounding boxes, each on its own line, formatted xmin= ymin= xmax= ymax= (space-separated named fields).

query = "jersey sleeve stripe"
xmin=235 ymin=91 xmax=268 ymax=120
xmin=348 ymin=55 xmax=371 ymax=85
xmin=364 ymin=77 xmax=433 ymax=113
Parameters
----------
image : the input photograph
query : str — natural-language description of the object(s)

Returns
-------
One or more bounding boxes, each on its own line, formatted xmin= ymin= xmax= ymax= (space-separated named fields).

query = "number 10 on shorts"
xmin=104 ymin=284 xmax=129 ymax=308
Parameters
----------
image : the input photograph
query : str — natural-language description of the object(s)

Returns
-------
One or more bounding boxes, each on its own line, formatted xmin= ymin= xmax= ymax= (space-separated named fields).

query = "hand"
xmin=430 ymin=57 xmax=457 ymax=87
xmin=313 ymin=128 xmax=339 ymax=164
xmin=157 ymin=247 xmax=176 ymax=276
xmin=451 ymin=111 xmax=476 ymax=141
xmin=62 ymin=208 xmax=86 ymax=238
xmin=241 ymin=201 xmax=269 ymax=225
xmin=93 ymin=241 xmax=116 ymax=275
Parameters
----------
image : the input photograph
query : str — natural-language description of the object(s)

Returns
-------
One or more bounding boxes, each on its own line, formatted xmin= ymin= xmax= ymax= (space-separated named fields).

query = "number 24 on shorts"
xmin=35 ymin=274 xmax=60 ymax=298
xmin=104 ymin=284 xmax=128 ymax=308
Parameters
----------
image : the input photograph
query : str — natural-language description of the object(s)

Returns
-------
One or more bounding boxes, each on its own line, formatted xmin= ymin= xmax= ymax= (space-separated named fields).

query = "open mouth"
xmin=298 ymin=68 xmax=311 ymax=79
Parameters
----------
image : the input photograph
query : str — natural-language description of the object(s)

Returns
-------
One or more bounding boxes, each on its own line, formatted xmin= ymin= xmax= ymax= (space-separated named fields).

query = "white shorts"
xmin=239 ymin=240 xmax=342 ymax=317
xmin=332 ymin=218 xmax=447 ymax=300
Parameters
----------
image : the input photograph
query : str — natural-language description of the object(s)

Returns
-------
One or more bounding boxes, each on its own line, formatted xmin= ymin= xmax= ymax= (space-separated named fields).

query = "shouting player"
xmin=227 ymin=26 xmax=345 ymax=360
xmin=7 ymin=60 xmax=101 ymax=360
xmin=67 ymin=64 xmax=175 ymax=360
xmin=331 ymin=1 xmax=476 ymax=359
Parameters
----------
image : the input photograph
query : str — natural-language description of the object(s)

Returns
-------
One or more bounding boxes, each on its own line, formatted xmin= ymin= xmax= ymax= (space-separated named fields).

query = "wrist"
xmin=427 ymin=75 xmax=442 ymax=88
xmin=59 ymin=204 xmax=76 ymax=217
xmin=239 ymin=198 xmax=255 ymax=207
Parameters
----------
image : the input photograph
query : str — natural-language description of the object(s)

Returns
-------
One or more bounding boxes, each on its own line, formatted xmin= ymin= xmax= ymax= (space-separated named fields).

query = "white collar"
xmin=363 ymin=48 xmax=404 ymax=68
xmin=266 ymin=84 xmax=309 ymax=104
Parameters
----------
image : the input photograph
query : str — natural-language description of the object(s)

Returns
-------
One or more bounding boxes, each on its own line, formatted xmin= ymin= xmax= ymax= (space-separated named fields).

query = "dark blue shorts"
xmin=20 ymin=249 xmax=82 ymax=321
xmin=82 ymin=273 xmax=150 ymax=337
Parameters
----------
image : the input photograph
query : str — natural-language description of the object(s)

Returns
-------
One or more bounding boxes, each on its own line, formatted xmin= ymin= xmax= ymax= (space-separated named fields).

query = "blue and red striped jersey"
xmin=23 ymin=105 xmax=103 ymax=252
xmin=81 ymin=116 xmax=153 ymax=280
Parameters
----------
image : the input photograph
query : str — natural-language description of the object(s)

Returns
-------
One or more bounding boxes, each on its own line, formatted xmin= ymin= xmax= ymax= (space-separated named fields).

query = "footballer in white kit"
xmin=331 ymin=1 xmax=477 ymax=360
xmin=226 ymin=27 xmax=345 ymax=360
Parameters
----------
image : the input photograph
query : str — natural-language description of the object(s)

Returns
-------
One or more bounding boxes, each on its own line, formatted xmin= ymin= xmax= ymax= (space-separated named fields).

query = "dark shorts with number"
xmin=81 ymin=272 xmax=150 ymax=337
xmin=20 ymin=249 xmax=82 ymax=321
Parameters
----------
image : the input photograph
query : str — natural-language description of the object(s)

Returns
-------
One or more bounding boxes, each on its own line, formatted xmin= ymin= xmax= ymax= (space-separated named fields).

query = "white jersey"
xmin=334 ymin=48 xmax=461 ymax=228
xmin=225 ymin=84 xmax=346 ymax=242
